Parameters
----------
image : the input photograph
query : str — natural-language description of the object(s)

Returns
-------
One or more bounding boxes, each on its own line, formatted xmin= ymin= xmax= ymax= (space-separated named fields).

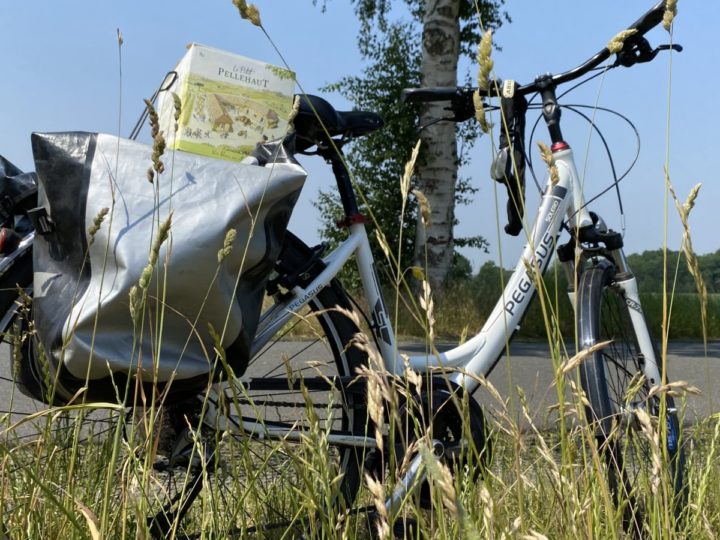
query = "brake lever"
xmin=615 ymin=36 xmax=683 ymax=67
xmin=656 ymin=43 xmax=683 ymax=54
xmin=449 ymin=94 xmax=477 ymax=123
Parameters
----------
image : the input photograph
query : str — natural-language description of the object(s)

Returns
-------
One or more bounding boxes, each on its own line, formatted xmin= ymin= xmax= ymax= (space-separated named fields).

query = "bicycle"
xmin=0 ymin=1 xmax=686 ymax=537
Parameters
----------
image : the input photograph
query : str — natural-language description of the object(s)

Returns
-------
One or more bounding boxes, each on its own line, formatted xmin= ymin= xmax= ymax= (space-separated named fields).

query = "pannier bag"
xmin=27 ymin=132 xmax=305 ymax=404
xmin=0 ymin=156 xmax=37 ymax=252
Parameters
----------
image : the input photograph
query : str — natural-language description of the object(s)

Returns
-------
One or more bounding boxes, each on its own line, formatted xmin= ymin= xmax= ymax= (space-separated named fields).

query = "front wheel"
xmin=576 ymin=263 xmax=686 ymax=535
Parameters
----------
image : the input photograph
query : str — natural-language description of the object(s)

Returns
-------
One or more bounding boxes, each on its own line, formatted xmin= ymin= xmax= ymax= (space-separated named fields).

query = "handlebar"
xmin=402 ymin=1 xmax=668 ymax=104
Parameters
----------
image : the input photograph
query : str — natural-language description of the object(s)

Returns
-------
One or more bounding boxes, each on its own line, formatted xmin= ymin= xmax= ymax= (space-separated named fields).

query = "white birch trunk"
xmin=414 ymin=0 xmax=460 ymax=290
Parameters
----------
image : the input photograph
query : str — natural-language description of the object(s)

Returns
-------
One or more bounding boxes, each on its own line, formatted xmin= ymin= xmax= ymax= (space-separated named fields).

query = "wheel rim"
xmin=593 ymin=278 xmax=684 ymax=532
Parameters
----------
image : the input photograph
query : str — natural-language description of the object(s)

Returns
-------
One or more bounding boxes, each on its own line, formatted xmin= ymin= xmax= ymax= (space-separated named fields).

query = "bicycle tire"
xmin=0 ymin=235 xmax=369 ymax=538
xmin=576 ymin=262 xmax=685 ymax=534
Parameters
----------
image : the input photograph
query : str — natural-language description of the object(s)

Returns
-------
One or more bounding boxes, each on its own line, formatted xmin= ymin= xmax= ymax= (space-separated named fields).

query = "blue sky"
xmin=1 ymin=1 xmax=716 ymax=271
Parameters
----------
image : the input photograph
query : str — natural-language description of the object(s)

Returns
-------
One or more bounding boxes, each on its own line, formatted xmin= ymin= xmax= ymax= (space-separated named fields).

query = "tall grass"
xmin=2 ymin=1 xmax=717 ymax=539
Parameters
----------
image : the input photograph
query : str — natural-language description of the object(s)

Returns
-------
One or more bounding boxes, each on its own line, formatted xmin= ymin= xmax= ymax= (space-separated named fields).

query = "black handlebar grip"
xmin=628 ymin=0 xmax=666 ymax=35
xmin=401 ymin=87 xmax=464 ymax=104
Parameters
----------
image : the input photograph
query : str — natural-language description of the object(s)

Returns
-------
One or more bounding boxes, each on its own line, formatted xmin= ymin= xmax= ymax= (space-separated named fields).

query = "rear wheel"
xmin=577 ymin=263 xmax=685 ymax=535
xmin=0 ymin=235 xmax=369 ymax=538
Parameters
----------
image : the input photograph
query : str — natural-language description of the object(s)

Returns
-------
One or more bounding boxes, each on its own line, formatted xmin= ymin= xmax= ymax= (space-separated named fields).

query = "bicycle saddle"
xmin=293 ymin=94 xmax=383 ymax=150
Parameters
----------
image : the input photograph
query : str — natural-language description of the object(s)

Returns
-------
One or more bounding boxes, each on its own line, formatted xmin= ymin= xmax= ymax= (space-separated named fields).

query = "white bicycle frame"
xmin=204 ymin=143 xmax=665 ymax=449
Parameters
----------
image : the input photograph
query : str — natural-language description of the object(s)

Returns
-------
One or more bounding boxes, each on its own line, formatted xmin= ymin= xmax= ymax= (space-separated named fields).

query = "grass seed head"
xmin=473 ymin=90 xmax=491 ymax=134
xmin=664 ymin=0 xmax=678 ymax=31
xmin=607 ymin=29 xmax=638 ymax=54
xmin=648 ymin=380 xmax=702 ymax=399
xmin=150 ymin=213 xmax=173 ymax=267
xmin=171 ymin=92 xmax=182 ymax=132
xmin=144 ymin=98 xmax=166 ymax=182
xmin=87 ymin=207 xmax=110 ymax=246
xmin=374 ymin=229 xmax=392 ymax=263
xmin=419 ymin=279 xmax=436 ymax=343
xmin=364 ymin=474 xmax=389 ymax=538
xmin=232 ymin=0 xmax=262 ymax=27
xmin=669 ymin=180 xmax=708 ymax=341
xmin=537 ymin=141 xmax=559 ymax=185
xmin=560 ymin=340 xmax=611 ymax=374
xmin=413 ymin=189 xmax=431 ymax=227
xmin=477 ymin=30 xmax=494 ymax=91
xmin=401 ymin=139 xmax=422 ymax=203
xmin=129 ymin=285 xmax=139 ymax=322
xmin=634 ymin=407 xmax=662 ymax=493
xmin=420 ymin=443 xmax=459 ymax=518
xmin=217 ymin=228 xmax=237 ymax=263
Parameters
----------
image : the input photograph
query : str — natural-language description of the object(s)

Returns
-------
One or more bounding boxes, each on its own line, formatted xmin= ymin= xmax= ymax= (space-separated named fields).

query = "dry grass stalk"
xmin=668 ymin=181 xmax=708 ymax=341
xmin=623 ymin=371 xmax=649 ymax=404
xmin=413 ymin=189 xmax=431 ymax=227
xmin=567 ymin=379 xmax=592 ymax=410
xmin=217 ymin=228 xmax=237 ymax=263
xmin=560 ymin=340 xmax=612 ymax=375
xmin=537 ymin=142 xmax=559 ymax=185
xmin=365 ymin=473 xmax=390 ymax=539
xmin=478 ymin=484 xmax=495 ymax=537
xmin=365 ymin=371 xmax=385 ymax=452
xmin=130 ymin=212 xmax=173 ymax=322
xmin=409 ymin=265 xmax=425 ymax=281
xmin=231 ymin=0 xmax=261 ymax=27
xmin=607 ymin=29 xmax=638 ymax=54
xmin=473 ymin=91 xmax=491 ymax=134
xmin=635 ymin=407 xmax=663 ymax=494
xmin=522 ymin=531 xmax=550 ymax=540
xmin=473 ymin=29 xmax=494 ymax=134
xmin=375 ymin=229 xmax=392 ymax=263
xmin=476 ymin=30 xmax=493 ymax=91
xmin=401 ymin=353 xmax=422 ymax=395
xmin=419 ymin=443 xmax=459 ymax=519
xmin=87 ymin=207 xmax=110 ymax=246
xmin=419 ymin=279 xmax=436 ymax=343
xmin=171 ymin=92 xmax=182 ymax=134
xmin=143 ymin=99 xmax=166 ymax=183
xmin=333 ymin=305 xmax=363 ymax=329
xmin=664 ymin=0 xmax=678 ymax=31
xmin=518 ymin=387 xmax=562 ymax=490
xmin=352 ymin=331 xmax=391 ymax=452
xmin=648 ymin=379 xmax=701 ymax=400
xmin=401 ymin=140 xmax=421 ymax=203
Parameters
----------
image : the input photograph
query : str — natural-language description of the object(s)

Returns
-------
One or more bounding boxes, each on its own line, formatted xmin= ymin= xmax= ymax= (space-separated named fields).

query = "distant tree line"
xmin=465 ymin=249 xmax=720 ymax=294
xmin=392 ymin=249 xmax=719 ymax=340
xmin=626 ymin=249 xmax=720 ymax=294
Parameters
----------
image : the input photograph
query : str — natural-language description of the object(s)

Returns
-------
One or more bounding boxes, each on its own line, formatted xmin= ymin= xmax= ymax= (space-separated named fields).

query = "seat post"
xmin=323 ymin=147 xmax=362 ymax=222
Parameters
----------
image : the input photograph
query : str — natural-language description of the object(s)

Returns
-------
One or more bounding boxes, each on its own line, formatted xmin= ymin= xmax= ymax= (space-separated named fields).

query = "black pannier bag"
xmin=0 ymin=156 xmax=37 ymax=253
xmin=27 ymin=132 xmax=305 ymax=404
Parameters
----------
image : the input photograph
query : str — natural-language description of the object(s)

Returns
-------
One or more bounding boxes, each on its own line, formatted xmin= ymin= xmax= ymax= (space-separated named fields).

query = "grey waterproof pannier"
xmin=26 ymin=132 xmax=305 ymax=404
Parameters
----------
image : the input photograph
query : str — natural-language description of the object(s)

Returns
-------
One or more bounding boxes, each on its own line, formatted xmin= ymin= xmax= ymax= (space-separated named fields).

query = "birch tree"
xmin=414 ymin=0 xmax=462 ymax=289
xmin=318 ymin=0 xmax=506 ymax=289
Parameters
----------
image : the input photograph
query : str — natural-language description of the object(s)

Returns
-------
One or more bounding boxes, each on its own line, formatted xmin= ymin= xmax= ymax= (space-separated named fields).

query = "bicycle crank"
xmin=394 ymin=378 xmax=491 ymax=509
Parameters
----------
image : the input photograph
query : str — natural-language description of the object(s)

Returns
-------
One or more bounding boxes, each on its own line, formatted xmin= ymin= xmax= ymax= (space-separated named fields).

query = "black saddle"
xmin=293 ymin=94 xmax=383 ymax=151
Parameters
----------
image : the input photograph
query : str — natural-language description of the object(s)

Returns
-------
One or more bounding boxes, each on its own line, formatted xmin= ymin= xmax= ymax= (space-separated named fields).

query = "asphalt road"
xmin=410 ymin=340 xmax=720 ymax=428
xmin=2 ymin=340 xmax=718 ymax=441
